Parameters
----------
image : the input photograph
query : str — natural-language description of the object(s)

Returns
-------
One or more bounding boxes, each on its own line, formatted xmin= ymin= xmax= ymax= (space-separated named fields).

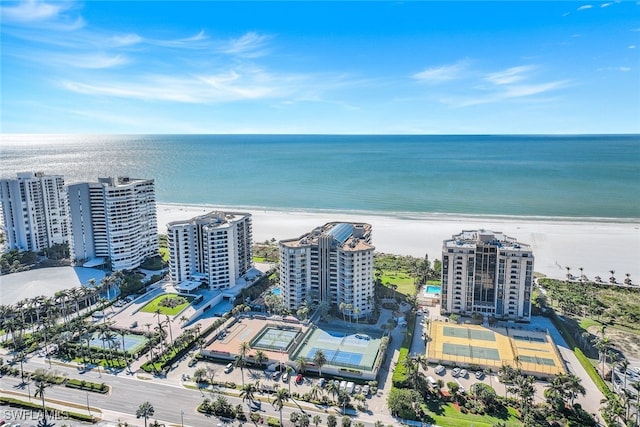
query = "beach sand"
xmin=157 ymin=203 xmax=640 ymax=281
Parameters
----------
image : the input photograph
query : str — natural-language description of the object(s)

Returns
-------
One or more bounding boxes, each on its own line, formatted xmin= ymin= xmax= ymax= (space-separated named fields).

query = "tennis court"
xmin=292 ymin=326 xmax=382 ymax=371
xmin=250 ymin=326 xmax=301 ymax=352
xmin=443 ymin=326 xmax=496 ymax=341
xmin=87 ymin=331 xmax=148 ymax=354
xmin=428 ymin=321 xmax=565 ymax=378
xmin=442 ymin=343 xmax=500 ymax=360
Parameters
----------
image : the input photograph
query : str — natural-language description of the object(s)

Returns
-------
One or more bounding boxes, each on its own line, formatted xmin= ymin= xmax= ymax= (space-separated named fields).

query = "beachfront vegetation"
xmin=374 ymin=253 xmax=440 ymax=297
xmin=539 ymin=278 xmax=640 ymax=331
xmin=538 ymin=278 xmax=640 ymax=427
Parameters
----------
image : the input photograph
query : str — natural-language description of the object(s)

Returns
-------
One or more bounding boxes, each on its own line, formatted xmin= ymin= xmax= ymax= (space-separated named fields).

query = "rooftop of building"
xmin=167 ymin=210 xmax=251 ymax=228
xmin=281 ymin=221 xmax=374 ymax=252
xmin=443 ymin=229 xmax=531 ymax=252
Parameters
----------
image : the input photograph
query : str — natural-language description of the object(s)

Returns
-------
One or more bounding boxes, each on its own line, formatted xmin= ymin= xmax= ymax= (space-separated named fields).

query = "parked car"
xmin=362 ymin=384 xmax=370 ymax=396
xmin=282 ymin=372 xmax=290 ymax=382
xmin=452 ymin=367 xmax=461 ymax=377
xmin=224 ymin=363 xmax=234 ymax=374
xmin=346 ymin=381 xmax=355 ymax=394
xmin=272 ymin=371 xmax=281 ymax=381
xmin=188 ymin=358 xmax=198 ymax=367
xmin=339 ymin=380 xmax=347 ymax=391
xmin=427 ymin=376 xmax=437 ymax=387
xmin=475 ymin=370 xmax=485 ymax=380
xmin=435 ymin=365 xmax=445 ymax=375
xmin=295 ymin=373 xmax=303 ymax=384
xmin=459 ymin=369 xmax=468 ymax=378
xmin=354 ymin=385 xmax=362 ymax=394
xmin=318 ymin=378 xmax=327 ymax=388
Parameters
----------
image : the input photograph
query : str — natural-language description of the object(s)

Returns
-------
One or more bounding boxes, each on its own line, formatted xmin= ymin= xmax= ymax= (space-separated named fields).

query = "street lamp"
xmin=180 ymin=410 xmax=184 ymax=427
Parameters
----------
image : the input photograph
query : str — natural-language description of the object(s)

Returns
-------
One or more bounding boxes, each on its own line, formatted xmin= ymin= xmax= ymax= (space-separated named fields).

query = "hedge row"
xmin=65 ymin=378 xmax=109 ymax=394
xmin=0 ymin=397 xmax=96 ymax=423
xmin=392 ymin=347 xmax=409 ymax=388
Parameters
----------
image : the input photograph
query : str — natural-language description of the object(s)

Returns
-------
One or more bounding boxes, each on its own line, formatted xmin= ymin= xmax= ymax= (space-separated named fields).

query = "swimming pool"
xmin=425 ymin=285 xmax=441 ymax=295
xmin=271 ymin=288 xmax=281 ymax=296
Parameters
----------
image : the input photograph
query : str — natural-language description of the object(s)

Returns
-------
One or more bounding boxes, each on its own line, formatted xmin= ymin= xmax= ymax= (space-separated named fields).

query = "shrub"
xmin=391 ymin=347 xmax=409 ymax=388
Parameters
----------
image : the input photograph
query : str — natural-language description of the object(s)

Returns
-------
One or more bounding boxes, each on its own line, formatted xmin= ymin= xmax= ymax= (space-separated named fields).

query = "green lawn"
xmin=140 ymin=294 xmax=194 ymax=315
xmin=159 ymin=247 xmax=169 ymax=262
xmin=428 ymin=403 xmax=522 ymax=427
xmin=381 ymin=271 xmax=416 ymax=296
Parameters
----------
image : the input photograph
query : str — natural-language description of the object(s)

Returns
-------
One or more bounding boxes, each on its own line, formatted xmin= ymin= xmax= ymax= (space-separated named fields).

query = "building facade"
xmin=167 ymin=211 xmax=253 ymax=290
xmin=67 ymin=177 xmax=158 ymax=271
xmin=441 ymin=230 xmax=534 ymax=321
xmin=279 ymin=222 xmax=375 ymax=318
xmin=0 ymin=172 xmax=69 ymax=252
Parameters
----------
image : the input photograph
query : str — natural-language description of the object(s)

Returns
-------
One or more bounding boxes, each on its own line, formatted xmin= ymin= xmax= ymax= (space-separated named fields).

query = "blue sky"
xmin=1 ymin=1 xmax=638 ymax=134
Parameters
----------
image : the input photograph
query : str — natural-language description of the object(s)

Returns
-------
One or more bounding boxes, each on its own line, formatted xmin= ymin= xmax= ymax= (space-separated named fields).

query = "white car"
xmin=452 ymin=367 xmax=461 ymax=377
xmin=459 ymin=369 xmax=468 ymax=378
xmin=362 ymin=385 xmax=370 ymax=396
xmin=224 ymin=363 xmax=233 ymax=374
xmin=435 ymin=365 xmax=445 ymax=375
xmin=354 ymin=385 xmax=362 ymax=394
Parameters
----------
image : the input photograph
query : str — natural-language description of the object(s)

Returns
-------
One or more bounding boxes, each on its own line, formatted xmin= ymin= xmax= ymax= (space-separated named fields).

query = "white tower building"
xmin=0 ymin=172 xmax=69 ymax=252
xmin=279 ymin=222 xmax=375 ymax=319
xmin=441 ymin=229 xmax=534 ymax=321
xmin=67 ymin=177 xmax=158 ymax=271
xmin=167 ymin=211 xmax=253 ymax=290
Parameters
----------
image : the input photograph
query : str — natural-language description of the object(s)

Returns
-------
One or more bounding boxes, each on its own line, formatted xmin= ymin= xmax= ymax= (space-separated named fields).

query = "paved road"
xmin=2 ymin=338 xmax=402 ymax=427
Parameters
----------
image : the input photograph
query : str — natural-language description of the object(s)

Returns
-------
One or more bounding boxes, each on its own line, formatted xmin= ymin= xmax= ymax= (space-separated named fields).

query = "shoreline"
xmin=157 ymin=203 xmax=640 ymax=282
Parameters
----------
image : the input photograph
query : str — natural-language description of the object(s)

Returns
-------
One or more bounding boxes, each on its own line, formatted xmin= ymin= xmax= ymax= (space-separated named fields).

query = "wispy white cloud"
xmin=577 ymin=4 xmax=593 ymax=11
xmin=430 ymin=64 xmax=568 ymax=107
xmin=217 ymin=32 xmax=272 ymax=58
xmin=59 ymin=67 xmax=353 ymax=104
xmin=412 ymin=60 xmax=469 ymax=84
xmin=601 ymin=2 xmax=614 ymax=7
xmin=485 ymin=65 xmax=536 ymax=85
xmin=53 ymin=53 xmax=129 ymax=69
xmin=1 ymin=0 xmax=66 ymax=23
xmin=619 ymin=67 xmax=632 ymax=72
xmin=110 ymin=34 xmax=143 ymax=47
xmin=630 ymin=45 xmax=637 ymax=49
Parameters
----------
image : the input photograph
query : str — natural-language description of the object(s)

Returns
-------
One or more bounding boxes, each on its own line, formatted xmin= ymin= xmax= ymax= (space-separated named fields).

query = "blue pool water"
xmin=425 ymin=285 xmax=441 ymax=295
xmin=271 ymin=288 xmax=281 ymax=295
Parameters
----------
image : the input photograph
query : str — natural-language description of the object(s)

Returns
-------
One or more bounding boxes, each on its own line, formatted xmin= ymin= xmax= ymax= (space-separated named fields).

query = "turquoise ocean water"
xmin=1 ymin=134 xmax=638 ymax=219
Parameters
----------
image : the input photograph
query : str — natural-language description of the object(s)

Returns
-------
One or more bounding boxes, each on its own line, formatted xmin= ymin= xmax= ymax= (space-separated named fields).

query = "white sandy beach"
xmin=157 ymin=203 xmax=640 ymax=282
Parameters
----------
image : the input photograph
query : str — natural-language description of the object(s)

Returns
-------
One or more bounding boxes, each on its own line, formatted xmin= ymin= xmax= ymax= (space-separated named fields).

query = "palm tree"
xmin=240 ymin=383 xmax=256 ymax=409
xmin=326 ymin=379 xmax=339 ymax=402
xmin=308 ymin=384 xmax=322 ymax=402
xmin=271 ymin=388 xmax=289 ymax=427
xmin=34 ymin=381 xmax=50 ymax=427
xmin=254 ymin=349 xmax=268 ymax=369
xmin=312 ymin=414 xmax=322 ymax=426
xmin=609 ymin=269 xmax=616 ymax=284
xmin=164 ymin=315 xmax=174 ymax=345
xmin=237 ymin=341 xmax=250 ymax=387
xmin=286 ymin=365 xmax=294 ymax=393
xmin=296 ymin=356 xmax=307 ymax=374
xmin=339 ymin=302 xmax=347 ymax=322
xmin=136 ymin=401 xmax=155 ymax=427
xmin=313 ymin=349 xmax=327 ymax=377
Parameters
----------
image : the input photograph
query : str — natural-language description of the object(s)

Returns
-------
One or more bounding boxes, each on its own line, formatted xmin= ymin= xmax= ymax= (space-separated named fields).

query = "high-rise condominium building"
xmin=0 ymin=172 xmax=69 ymax=252
xmin=67 ymin=177 xmax=158 ymax=271
xmin=441 ymin=229 xmax=534 ymax=321
xmin=279 ymin=222 xmax=375 ymax=318
xmin=167 ymin=211 xmax=253 ymax=290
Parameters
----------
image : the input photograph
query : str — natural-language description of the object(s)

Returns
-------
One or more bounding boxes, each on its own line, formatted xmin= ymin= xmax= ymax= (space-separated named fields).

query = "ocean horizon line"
xmin=157 ymin=202 xmax=640 ymax=225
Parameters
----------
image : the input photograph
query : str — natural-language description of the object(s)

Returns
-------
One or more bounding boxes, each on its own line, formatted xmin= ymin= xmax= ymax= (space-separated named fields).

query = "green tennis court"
xmin=442 ymin=343 xmax=501 ymax=360
xmin=443 ymin=326 xmax=496 ymax=341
